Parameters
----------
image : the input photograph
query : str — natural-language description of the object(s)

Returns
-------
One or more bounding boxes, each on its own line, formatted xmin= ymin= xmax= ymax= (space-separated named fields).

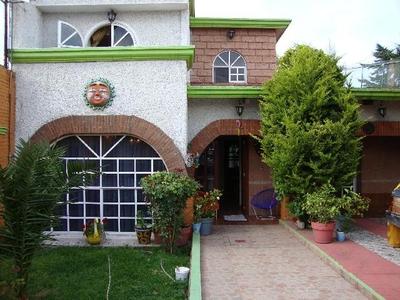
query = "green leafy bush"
xmin=140 ymin=170 xmax=201 ymax=253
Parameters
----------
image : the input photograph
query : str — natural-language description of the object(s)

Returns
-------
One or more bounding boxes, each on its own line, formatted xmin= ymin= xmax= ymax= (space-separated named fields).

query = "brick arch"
xmin=189 ymin=119 xmax=261 ymax=155
xmin=30 ymin=115 xmax=187 ymax=174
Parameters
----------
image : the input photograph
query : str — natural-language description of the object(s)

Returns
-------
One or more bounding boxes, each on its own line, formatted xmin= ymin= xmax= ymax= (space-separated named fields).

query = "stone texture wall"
xmin=190 ymin=28 xmax=277 ymax=85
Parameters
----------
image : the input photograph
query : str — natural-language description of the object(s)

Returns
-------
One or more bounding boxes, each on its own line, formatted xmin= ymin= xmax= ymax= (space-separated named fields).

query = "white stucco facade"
xmin=12 ymin=4 xmax=188 ymax=48
xmin=14 ymin=60 xmax=189 ymax=155
xmin=188 ymin=98 xmax=261 ymax=141
xmin=11 ymin=0 xmax=191 ymax=157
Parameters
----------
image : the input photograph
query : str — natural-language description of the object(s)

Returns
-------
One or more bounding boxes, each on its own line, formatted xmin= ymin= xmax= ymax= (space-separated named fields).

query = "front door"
xmin=195 ymin=135 xmax=247 ymax=216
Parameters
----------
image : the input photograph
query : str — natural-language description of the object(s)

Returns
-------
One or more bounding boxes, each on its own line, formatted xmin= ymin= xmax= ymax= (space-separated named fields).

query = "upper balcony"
xmin=346 ymin=60 xmax=400 ymax=89
xmin=188 ymin=60 xmax=400 ymax=102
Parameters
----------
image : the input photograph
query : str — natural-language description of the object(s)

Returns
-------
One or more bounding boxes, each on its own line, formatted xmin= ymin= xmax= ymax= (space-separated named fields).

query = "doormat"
xmin=223 ymin=214 xmax=247 ymax=222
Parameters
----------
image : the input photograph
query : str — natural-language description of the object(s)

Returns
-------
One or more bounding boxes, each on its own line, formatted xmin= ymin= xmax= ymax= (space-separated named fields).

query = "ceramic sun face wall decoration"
xmin=84 ymin=78 xmax=115 ymax=110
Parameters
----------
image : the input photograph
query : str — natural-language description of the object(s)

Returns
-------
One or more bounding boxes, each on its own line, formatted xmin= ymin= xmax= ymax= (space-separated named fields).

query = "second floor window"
xmin=58 ymin=21 xmax=83 ymax=47
xmin=90 ymin=24 xmax=134 ymax=47
xmin=58 ymin=22 xmax=135 ymax=48
xmin=213 ymin=50 xmax=246 ymax=83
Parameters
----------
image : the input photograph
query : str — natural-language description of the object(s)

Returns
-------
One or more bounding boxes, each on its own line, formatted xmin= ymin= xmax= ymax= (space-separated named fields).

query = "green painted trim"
xmin=187 ymin=85 xmax=263 ymax=98
xmin=187 ymin=85 xmax=400 ymax=100
xmin=190 ymin=17 xmax=291 ymax=29
xmin=11 ymin=46 xmax=195 ymax=69
xmin=189 ymin=232 xmax=202 ymax=300
xmin=279 ymin=220 xmax=385 ymax=300
xmin=351 ymin=88 xmax=400 ymax=101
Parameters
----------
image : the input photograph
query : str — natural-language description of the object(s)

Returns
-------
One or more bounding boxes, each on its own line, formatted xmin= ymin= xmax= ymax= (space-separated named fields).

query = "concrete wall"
xmin=188 ymin=98 xmax=261 ymax=142
xmin=12 ymin=7 xmax=188 ymax=48
xmin=13 ymin=60 xmax=189 ymax=156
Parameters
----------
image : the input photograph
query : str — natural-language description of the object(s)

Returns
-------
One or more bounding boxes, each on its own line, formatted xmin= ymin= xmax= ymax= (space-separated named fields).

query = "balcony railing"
xmin=345 ymin=59 xmax=400 ymax=89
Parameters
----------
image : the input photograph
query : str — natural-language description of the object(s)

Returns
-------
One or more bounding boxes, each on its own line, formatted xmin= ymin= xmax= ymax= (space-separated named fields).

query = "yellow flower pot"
xmin=87 ymin=235 xmax=101 ymax=245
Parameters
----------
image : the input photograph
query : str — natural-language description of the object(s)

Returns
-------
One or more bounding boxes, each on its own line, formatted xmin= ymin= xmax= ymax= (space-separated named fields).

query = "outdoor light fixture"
xmin=227 ymin=29 xmax=235 ymax=39
xmin=378 ymin=103 xmax=387 ymax=118
xmin=107 ymin=9 xmax=117 ymax=23
xmin=235 ymin=100 xmax=244 ymax=117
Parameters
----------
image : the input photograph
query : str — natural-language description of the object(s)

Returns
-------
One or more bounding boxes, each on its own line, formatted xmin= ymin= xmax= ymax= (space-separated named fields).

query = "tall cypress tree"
xmin=259 ymin=45 xmax=364 ymax=220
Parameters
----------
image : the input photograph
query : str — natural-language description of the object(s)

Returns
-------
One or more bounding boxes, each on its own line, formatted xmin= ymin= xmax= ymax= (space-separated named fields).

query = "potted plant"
xmin=194 ymin=188 xmax=222 ymax=236
xmin=135 ymin=210 xmax=152 ymax=245
xmin=336 ymin=187 xmax=370 ymax=241
xmin=192 ymin=193 xmax=203 ymax=234
xmin=302 ymin=184 xmax=370 ymax=243
xmin=82 ymin=218 xmax=107 ymax=245
xmin=335 ymin=214 xmax=354 ymax=242
xmin=140 ymin=170 xmax=201 ymax=253
xmin=287 ymin=200 xmax=307 ymax=229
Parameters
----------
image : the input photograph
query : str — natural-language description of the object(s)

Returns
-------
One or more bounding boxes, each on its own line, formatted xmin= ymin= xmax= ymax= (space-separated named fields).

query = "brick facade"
xmin=0 ymin=67 xmax=15 ymax=167
xmin=190 ymin=28 xmax=277 ymax=85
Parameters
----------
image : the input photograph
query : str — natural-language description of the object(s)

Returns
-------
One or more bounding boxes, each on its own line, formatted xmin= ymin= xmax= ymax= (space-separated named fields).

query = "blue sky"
xmin=196 ymin=0 xmax=400 ymax=68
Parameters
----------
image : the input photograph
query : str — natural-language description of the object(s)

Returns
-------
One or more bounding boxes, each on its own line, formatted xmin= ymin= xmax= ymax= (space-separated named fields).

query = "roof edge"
xmin=190 ymin=17 xmax=291 ymax=29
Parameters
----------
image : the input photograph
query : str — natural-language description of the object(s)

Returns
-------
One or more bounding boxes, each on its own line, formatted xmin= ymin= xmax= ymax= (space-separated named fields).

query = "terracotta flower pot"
xmin=311 ymin=221 xmax=335 ymax=244
xmin=177 ymin=226 xmax=192 ymax=246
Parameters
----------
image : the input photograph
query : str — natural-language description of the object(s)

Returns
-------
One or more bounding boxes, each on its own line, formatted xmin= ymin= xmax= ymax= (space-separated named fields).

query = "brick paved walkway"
xmin=200 ymin=225 xmax=368 ymax=300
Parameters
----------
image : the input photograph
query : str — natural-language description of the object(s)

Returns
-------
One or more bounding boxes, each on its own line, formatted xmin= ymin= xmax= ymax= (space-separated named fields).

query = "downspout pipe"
xmin=2 ymin=0 xmax=9 ymax=68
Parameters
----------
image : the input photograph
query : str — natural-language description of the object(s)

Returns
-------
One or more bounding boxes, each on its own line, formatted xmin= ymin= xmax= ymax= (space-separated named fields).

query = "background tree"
xmin=361 ymin=43 xmax=400 ymax=88
xmin=0 ymin=139 xmax=98 ymax=299
xmin=259 ymin=45 xmax=364 ymax=221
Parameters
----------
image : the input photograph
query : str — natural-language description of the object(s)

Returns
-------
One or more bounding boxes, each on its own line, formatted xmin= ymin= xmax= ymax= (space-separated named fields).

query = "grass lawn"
xmin=0 ymin=245 xmax=190 ymax=299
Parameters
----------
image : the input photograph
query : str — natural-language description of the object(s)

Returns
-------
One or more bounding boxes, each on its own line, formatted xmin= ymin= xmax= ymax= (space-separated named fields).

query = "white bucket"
xmin=175 ymin=267 xmax=190 ymax=281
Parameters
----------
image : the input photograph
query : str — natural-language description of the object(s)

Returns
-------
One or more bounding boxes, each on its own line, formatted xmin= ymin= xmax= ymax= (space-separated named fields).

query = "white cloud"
xmin=196 ymin=0 xmax=400 ymax=67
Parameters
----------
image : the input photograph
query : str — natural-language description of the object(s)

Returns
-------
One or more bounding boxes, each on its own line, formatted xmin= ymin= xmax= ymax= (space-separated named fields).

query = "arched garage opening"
xmin=29 ymin=115 xmax=187 ymax=233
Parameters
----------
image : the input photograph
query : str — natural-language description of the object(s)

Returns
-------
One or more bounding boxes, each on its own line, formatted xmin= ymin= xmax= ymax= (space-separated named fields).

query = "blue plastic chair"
xmin=251 ymin=188 xmax=278 ymax=220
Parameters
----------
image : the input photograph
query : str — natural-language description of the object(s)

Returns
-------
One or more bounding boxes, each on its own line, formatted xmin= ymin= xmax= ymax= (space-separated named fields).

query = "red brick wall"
xmin=190 ymin=28 xmax=277 ymax=85
xmin=30 ymin=115 xmax=188 ymax=175
xmin=360 ymin=136 xmax=400 ymax=217
xmin=0 ymin=67 xmax=15 ymax=167
xmin=246 ymin=137 xmax=273 ymax=216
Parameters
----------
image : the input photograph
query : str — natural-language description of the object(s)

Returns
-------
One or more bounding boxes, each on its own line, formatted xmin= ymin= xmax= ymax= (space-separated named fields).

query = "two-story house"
xmin=6 ymin=0 xmax=400 ymax=237
xmin=8 ymin=0 xmax=291 ymax=234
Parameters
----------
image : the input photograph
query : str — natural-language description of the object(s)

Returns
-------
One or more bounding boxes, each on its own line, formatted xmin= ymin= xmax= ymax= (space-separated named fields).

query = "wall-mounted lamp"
xmin=378 ymin=103 xmax=387 ymax=118
xmin=235 ymin=100 xmax=244 ymax=117
xmin=107 ymin=9 xmax=117 ymax=23
xmin=227 ymin=29 xmax=235 ymax=39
